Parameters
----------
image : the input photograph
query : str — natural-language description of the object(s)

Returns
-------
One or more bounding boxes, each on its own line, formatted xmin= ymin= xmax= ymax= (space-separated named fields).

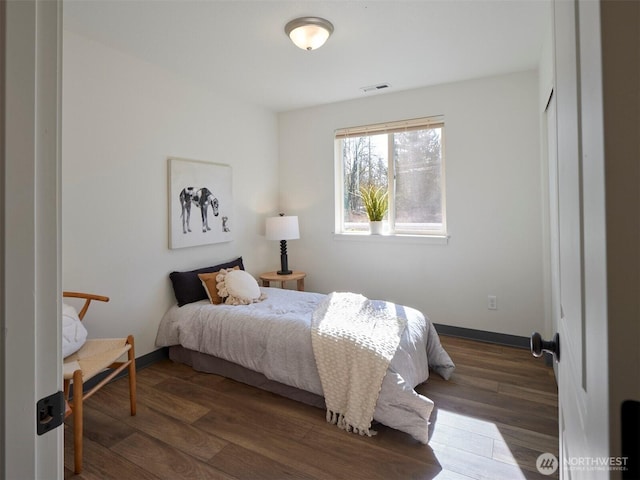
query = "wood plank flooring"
xmin=64 ymin=335 xmax=559 ymax=479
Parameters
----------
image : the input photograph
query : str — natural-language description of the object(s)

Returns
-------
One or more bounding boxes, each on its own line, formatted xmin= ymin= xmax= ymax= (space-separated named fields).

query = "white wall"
xmin=278 ymin=71 xmax=545 ymax=338
xmin=62 ymin=30 xmax=545 ymax=348
xmin=62 ymin=31 xmax=279 ymax=357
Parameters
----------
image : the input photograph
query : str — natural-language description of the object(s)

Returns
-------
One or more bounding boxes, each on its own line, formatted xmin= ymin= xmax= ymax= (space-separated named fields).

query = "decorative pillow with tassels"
xmin=198 ymin=266 xmax=240 ymax=304
xmin=216 ymin=268 xmax=266 ymax=305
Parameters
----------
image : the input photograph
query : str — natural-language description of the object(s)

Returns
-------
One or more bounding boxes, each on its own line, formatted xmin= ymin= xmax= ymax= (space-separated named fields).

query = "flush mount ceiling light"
xmin=285 ymin=17 xmax=334 ymax=51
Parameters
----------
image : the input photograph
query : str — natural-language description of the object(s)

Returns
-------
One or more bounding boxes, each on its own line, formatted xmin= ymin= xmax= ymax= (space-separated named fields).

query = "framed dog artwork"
xmin=168 ymin=157 xmax=233 ymax=249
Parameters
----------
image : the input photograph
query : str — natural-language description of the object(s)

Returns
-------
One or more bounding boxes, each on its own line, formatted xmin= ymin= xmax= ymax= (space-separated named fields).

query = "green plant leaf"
xmin=359 ymin=184 xmax=389 ymax=221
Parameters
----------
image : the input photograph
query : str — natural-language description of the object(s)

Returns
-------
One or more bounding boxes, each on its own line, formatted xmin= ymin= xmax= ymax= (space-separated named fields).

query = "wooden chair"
xmin=62 ymin=291 xmax=137 ymax=474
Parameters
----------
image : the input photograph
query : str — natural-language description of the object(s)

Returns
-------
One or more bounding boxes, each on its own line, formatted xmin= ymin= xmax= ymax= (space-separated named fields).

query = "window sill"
xmin=333 ymin=232 xmax=449 ymax=245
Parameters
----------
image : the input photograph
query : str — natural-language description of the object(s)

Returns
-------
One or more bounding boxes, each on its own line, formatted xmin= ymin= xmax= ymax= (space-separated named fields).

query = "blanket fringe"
xmin=326 ymin=409 xmax=377 ymax=437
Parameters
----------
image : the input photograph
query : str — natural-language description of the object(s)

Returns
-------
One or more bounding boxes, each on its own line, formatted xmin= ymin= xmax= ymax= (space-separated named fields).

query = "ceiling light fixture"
xmin=285 ymin=17 xmax=334 ymax=51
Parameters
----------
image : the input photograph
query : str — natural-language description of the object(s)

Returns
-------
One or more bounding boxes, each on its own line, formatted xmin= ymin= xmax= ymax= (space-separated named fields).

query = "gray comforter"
xmin=155 ymin=287 xmax=454 ymax=443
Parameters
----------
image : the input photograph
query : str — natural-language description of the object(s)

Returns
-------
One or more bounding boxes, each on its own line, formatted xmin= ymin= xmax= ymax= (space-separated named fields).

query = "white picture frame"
xmin=168 ymin=157 xmax=233 ymax=249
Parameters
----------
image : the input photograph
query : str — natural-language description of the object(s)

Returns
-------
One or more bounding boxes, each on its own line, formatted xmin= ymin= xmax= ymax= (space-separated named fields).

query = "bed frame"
xmin=169 ymin=346 xmax=326 ymax=409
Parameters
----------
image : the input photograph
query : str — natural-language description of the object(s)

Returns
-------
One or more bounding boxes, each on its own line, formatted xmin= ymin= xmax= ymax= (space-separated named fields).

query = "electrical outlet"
xmin=488 ymin=295 xmax=497 ymax=310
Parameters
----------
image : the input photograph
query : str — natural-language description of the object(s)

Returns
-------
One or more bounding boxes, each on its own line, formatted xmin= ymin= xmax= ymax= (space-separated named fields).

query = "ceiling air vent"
xmin=360 ymin=83 xmax=391 ymax=94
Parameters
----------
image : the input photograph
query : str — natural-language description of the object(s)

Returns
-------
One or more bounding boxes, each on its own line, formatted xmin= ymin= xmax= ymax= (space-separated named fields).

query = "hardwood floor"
xmin=64 ymin=336 xmax=559 ymax=479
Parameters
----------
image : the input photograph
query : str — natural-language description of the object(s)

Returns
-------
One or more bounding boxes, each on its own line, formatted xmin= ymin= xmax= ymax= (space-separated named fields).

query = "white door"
xmin=2 ymin=1 xmax=62 ymax=478
xmin=553 ymin=0 xmax=609 ymax=478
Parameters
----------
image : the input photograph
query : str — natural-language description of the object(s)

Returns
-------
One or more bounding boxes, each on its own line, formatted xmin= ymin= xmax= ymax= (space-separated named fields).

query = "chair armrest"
xmin=63 ymin=291 xmax=109 ymax=320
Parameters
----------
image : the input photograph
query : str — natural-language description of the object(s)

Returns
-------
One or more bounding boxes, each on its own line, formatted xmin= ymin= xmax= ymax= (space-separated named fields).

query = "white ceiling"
xmin=63 ymin=0 xmax=550 ymax=112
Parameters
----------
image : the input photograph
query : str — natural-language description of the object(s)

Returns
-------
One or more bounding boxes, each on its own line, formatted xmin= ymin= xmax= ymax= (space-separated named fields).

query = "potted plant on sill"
xmin=359 ymin=184 xmax=388 ymax=234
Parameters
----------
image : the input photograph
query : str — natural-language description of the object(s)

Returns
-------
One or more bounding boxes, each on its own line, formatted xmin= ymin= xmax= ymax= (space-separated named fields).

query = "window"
xmin=335 ymin=116 xmax=446 ymax=236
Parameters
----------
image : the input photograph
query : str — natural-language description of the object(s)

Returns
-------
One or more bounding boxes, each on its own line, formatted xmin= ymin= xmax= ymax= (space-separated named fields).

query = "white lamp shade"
xmin=266 ymin=216 xmax=300 ymax=241
xmin=289 ymin=25 xmax=330 ymax=50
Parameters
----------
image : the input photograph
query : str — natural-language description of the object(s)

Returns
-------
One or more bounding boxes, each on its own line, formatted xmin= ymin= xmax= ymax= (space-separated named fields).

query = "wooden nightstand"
xmin=259 ymin=271 xmax=306 ymax=291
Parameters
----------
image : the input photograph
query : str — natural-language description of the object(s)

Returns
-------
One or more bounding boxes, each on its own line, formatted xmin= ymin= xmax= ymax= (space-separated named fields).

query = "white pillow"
xmin=216 ymin=269 xmax=265 ymax=305
xmin=62 ymin=303 xmax=88 ymax=358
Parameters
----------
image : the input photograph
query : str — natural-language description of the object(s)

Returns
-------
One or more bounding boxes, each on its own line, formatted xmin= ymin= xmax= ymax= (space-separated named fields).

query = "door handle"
xmin=530 ymin=332 xmax=560 ymax=362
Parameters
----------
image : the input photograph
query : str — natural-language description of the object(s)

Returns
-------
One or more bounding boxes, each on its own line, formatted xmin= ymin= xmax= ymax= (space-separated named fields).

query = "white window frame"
xmin=334 ymin=116 xmax=447 ymax=239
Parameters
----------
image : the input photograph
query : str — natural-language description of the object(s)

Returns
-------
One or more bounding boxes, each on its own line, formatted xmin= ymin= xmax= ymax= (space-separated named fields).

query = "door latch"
xmin=36 ymin=391 xmax=64 ymax=435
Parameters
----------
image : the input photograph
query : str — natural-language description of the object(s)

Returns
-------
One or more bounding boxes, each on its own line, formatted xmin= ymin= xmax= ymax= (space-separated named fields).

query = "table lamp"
xmin=266 ymin=214 xmax=299 ymax=275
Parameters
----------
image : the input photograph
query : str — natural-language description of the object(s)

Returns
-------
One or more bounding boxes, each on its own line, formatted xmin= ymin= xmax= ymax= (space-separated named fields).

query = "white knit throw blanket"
xmin=311 ymin=292 xmax=407 ymax=437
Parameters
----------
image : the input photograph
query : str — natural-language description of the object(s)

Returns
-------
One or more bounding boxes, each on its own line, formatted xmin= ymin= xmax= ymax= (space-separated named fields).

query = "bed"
xmin=155 ymin=259 xmax=454 ymax=444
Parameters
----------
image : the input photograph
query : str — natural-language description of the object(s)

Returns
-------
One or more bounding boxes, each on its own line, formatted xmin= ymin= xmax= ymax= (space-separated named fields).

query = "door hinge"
xmin=36 ymin=390 xmax=64 ymax=436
